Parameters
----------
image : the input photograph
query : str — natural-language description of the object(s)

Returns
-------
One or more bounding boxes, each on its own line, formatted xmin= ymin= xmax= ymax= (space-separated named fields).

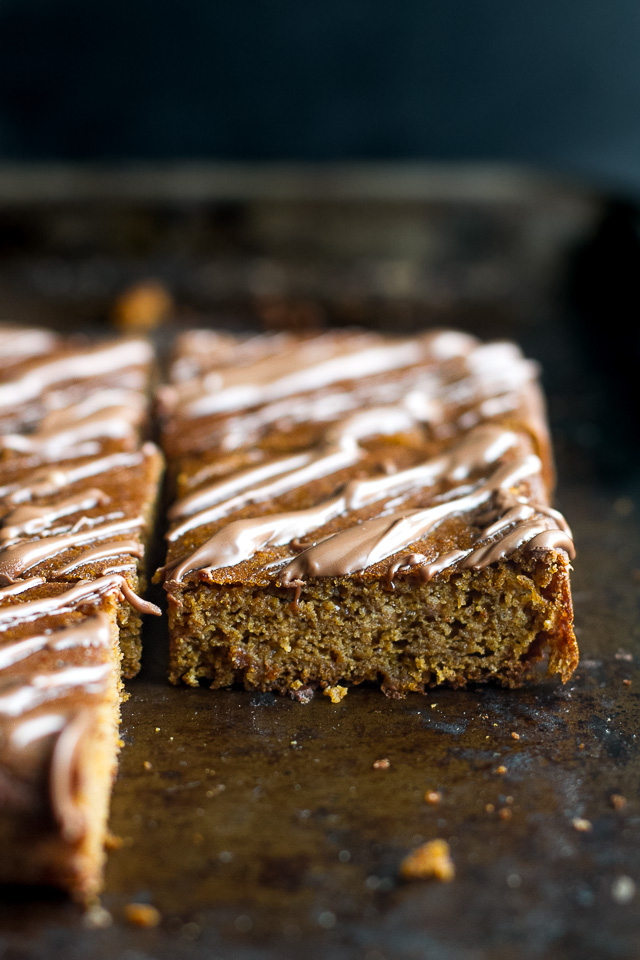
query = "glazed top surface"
xmin=0 ymin=334 xmax=153 ymax=458
xmin=0 ymin=575 xmax=160 ymax=833
xmin=0 ymin=329 xmax=162 ymax=585
xmin=0 ymin=326 xmax=61 ymax=374
xmin=0 ymin=579 xmax=121 ymax=836
xmin=0 ymin=327 xmax=163 ymax=839
xmin=159 ymin=329 xmax=573 ymax=589
xmin=0 ymin=443 xmax=163 ymax=584
xmin=160 ymin=328 xmax=547 ymax=462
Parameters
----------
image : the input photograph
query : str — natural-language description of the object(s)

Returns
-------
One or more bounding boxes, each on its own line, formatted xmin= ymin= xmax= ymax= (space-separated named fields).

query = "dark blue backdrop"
xmin=0 ymin=1 xmax=638 ymax=189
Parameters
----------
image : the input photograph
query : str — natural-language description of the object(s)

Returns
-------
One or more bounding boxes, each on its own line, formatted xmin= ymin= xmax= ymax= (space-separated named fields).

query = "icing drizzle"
xmin=164 ymin=332 xmax=470 ymax=419
xmin=0 ymin=445 xmax=155 ymax=505
xmin=0 ymin=516 xmax=144 ymax=582
xmin=166 ymin=425 xmax=572 ymax=583
xmin=160 ymin=330 xmax=573 ymax=588
xmin=0 ymin=329 xmax=162 ymax=855
xmin=160 ymin=331 xmax=540 ymax=460
xmin=0 ymin=339 xmax=152 ymax=410
xmin=0 ymin=611 xmax=114 ymax=840
xmin=0 ymin=443 xmax=161 ymax=583
xmin=0 ymin=575 xmax=161 ymax=623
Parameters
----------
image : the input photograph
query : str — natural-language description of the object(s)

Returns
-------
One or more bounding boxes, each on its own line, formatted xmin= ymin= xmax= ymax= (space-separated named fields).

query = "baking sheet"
xmin=1 ymin=167 xmax=638 ymax=960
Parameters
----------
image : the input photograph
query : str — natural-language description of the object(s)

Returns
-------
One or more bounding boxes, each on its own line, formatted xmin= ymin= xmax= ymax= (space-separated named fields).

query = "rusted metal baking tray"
xmin=1 ymin=166 xmax=638 ymax=960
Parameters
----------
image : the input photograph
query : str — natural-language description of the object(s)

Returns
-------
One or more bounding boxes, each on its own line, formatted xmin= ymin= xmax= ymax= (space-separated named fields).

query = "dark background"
xmin=0 ymin=0 xmax=638 ymax=191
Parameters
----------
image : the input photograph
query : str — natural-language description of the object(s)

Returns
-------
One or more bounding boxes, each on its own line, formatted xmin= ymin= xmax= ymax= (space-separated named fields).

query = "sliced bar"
xmin=0 ymin=330 xmax=164 ymax=677
xmin=0 ymin=443 xmax=163 ymax=677
xmin=0 ymin=333 xmax=154 ymax=458
xmin=158 ymin=328 xmax=577 ymax=699
xmin=0 ymin=327 xmax=162 ymax=897
xmin=0 ymin=575 xmax=159 ymax=899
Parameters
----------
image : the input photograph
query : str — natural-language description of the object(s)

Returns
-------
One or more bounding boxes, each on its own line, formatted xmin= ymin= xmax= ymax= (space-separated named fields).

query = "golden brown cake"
xmin=0 ymin=443 xmax=164 ymax=677
xmin=0 ymin=332 xmax=154 ymax=456
xmin=0 ymin=327 xmax=164 ymax=677
xmin=157 ymin=328 xmax=577 ymax=700
xmin=0 ymin=575 xmax=159 ymax=899
xmin=0 ymin=326 xmax=163 ymax=897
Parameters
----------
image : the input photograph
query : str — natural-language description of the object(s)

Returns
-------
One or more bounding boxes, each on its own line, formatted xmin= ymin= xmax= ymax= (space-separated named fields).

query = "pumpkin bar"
xmin=0 ymin=329 xmax=164 ymax=677
xmin=0 ymin=575 xmax=160 ymax=899
xmin=0 ymin=332 xmax=154 ymax=458
xmin=0 ymin=443 xmax=164 ymax=677
xmin=158 ymin=328 xmax=577 ymax=700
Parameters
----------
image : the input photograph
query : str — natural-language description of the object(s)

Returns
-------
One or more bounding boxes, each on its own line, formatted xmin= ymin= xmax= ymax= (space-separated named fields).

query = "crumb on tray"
xmin=612 ymin=875 xmax=636 ymax=904
xmin=104 ymin=833 xmax=124 ymax=851
xmin=112 ymin=280 xmax=173 ymax=332
xmin=572 ymin=817 xmax=593 ymax=833
xmin=324 ymin=685 xmax=348 ymax=703
xmin=82 ymin=904 xmax=113 ymax=929
xmin=399 ymin=839 xmax=455 ymax=882
xmin=124 ymin=903 xmax=162 ymax=927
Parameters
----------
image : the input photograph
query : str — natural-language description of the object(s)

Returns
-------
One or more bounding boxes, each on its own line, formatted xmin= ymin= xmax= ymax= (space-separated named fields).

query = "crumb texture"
xmin=168 ymin=555 xmax=577 ymax=695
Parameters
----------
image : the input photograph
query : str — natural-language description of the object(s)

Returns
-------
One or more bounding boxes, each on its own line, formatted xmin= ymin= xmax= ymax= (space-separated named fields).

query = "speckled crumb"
xmin=82 ymin=904 xmax=113 ymax=929
xmin=400 ymin=839 xmax=455 ymax=882
xmin=324 ymin=685 xmax=348 ymax=703
xmin=124 ymin=903 xmax=162 ymax=927
xmin=168 ymin=553 xmax=577 ymax=698
xmin=572 ymin=817 xmax=593 ymax=833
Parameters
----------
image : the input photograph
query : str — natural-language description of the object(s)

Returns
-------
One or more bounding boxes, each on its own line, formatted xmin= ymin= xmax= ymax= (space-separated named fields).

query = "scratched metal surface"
xmin=1 ymin=171 xmax=639 ymax=960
